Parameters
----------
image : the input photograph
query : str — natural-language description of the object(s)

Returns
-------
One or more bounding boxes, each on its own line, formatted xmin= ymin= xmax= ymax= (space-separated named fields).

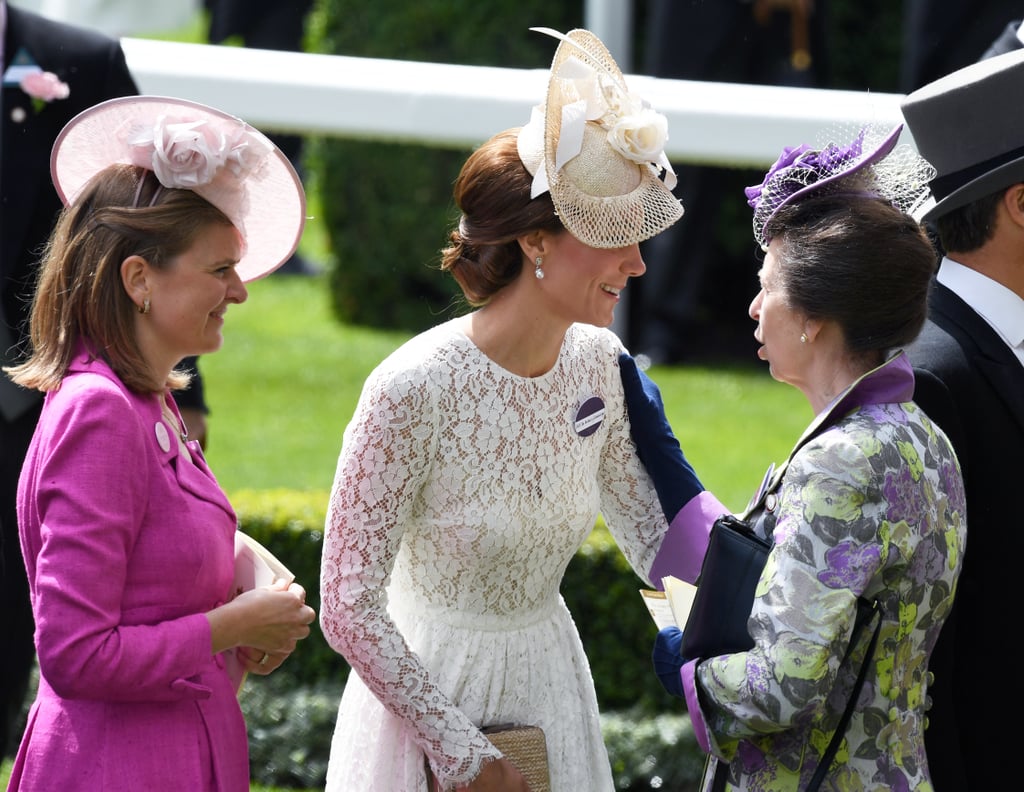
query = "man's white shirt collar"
xmin=938 ymin=256 xmax=1024 ymax=365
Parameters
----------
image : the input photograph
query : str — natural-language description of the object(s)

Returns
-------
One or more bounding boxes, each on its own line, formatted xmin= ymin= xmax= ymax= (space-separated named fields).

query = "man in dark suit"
xmin=901 ymin=48 xmax=1024 ymax=791
xmin=1 ymin=0 xmax=206 ymax=756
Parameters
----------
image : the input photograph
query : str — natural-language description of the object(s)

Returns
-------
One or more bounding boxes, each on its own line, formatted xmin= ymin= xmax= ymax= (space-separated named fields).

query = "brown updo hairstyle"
xmin=8 ymin=163 xmax=235 ymax=394
xmin=763 ymin=194 xmax=935 ymax=366
xmin=440 ymin=128 xmax=565 ymax=306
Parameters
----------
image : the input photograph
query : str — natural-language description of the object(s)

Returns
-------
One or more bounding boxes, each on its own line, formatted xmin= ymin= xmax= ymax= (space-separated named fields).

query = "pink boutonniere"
xmin=20 ymin=70 xmax=70 ymax=113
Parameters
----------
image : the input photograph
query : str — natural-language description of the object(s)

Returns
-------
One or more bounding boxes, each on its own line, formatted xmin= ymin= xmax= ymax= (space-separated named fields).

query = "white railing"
xmin=120 ymin=37 xmax=909 ymax=169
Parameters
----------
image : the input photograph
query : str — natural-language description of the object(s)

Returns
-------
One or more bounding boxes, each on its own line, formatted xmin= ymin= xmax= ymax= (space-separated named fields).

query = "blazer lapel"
xmin=930 ymin=282 xmax=1024 ymax=432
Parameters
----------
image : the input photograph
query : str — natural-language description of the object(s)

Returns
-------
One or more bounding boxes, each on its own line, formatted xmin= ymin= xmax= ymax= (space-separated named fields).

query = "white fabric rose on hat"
xmin=129 ymin=117 xmax=225 ymax=188
xmin=607 ymin=107 xmax=669 ymax=165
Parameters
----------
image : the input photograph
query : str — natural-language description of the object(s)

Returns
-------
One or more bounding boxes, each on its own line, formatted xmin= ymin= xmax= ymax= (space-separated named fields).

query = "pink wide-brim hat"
xmin=51 ymin=95 xmax=306 ymax=282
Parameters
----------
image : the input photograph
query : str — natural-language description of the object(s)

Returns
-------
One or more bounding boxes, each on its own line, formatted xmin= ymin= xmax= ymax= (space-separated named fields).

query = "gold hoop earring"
xmin=534 ymin=256 xmax=544 ymax=280
xmin=139 ymin=298 xmax=151 ymax=315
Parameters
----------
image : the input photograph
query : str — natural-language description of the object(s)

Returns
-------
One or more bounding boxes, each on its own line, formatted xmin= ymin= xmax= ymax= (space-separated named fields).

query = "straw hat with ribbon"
xmin=516 ymin=27 xmax=682 ymax=249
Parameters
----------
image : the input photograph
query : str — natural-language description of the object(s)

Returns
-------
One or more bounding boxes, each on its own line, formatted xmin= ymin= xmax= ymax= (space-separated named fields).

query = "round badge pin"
xmin=574 ymin=396 xmax=605 ymax=437
xmin=154 ymin=421 xmax=171 ymax=453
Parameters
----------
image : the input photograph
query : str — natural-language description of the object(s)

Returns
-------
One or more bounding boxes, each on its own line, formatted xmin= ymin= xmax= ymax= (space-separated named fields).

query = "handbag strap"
xmin=806 ymin=596 xmax=883 ymax=790
xmin=710 ymin=597 xmax=883 ymax=792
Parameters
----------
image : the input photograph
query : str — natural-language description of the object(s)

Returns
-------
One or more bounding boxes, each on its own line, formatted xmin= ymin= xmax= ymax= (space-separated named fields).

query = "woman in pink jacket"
xmin=3 ymin=96 xmax=316 ymax=791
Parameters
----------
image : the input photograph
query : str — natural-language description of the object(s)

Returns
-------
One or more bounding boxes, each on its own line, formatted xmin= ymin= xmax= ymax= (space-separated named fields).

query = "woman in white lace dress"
xmin=319 ymin=28 xmax=728 ymax=792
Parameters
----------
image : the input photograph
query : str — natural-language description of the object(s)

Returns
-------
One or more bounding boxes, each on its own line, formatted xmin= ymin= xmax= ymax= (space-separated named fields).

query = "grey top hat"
xmin=901 ymin=47 xmax=1024 ymax=222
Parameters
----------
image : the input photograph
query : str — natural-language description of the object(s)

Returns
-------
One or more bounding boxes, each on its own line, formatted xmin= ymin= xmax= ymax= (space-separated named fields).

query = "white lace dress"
xmin=320 ymin=319 xmax=680 ymax=791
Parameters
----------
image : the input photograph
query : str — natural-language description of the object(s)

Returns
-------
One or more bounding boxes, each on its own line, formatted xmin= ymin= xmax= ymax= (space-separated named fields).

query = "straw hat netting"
xmin=516 ymin=27 xmax=682 ymax=249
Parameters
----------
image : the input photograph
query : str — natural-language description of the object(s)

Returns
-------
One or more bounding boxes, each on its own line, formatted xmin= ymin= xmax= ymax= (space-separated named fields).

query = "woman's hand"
xmin=236 ymin=646 xmax=287 ymax=674
xmin=619 ymin=353 xmax=705 ymax=523
xmin=207 ymin=580 xmax=316 ymax=662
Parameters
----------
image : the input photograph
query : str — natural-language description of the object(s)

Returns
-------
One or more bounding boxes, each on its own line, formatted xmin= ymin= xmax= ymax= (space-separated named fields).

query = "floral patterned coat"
xmin=682 ymin=353 xmax=966 ymax=791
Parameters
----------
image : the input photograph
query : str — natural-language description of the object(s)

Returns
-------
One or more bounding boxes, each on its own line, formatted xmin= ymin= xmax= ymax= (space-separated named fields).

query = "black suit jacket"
xmin=907 ymin=280 xmax=1024 ymax=791
xmin=2 ymin=6 xmax=139 ymax=365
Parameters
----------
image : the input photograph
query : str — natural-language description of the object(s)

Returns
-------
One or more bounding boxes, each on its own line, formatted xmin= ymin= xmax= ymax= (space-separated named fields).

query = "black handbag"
xmin=679 ymin=512 xmax=771 ymax=662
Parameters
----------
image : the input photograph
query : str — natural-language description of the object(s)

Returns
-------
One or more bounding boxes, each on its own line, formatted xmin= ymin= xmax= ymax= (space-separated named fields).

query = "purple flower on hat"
xmin=745 ymin=130 xmax=867 ymax=212
xmin=743 ymin=127 xmax=896 ymax=251
xmin=744 ymin=143 xmax=813 ymax=209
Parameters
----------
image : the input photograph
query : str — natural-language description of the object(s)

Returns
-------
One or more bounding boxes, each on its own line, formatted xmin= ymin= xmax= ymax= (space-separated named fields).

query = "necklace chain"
xmin=160 ymin=399 xmax=188 ymax=443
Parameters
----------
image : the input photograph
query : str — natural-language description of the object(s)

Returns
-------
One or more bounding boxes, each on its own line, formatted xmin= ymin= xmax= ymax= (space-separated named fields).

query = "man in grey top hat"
xmin=901 ymin=48 xmax=1024 ymax=792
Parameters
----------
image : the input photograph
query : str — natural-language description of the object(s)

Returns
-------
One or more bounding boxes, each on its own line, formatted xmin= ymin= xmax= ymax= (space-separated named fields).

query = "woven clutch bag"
xmin=426 ymin=724 xmax=550 ymax=792
xmin=482 ymin=725 xmax=549 ymax=791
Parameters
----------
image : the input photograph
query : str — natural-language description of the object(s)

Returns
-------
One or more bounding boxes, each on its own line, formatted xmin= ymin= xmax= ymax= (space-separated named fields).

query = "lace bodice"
xmin=320 ymin=319 xmax=669 ymax=789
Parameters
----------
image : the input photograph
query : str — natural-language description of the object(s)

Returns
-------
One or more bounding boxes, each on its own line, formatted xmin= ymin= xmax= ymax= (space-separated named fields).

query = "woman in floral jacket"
xmin=636 ymin=124 xmax=967 ymax=791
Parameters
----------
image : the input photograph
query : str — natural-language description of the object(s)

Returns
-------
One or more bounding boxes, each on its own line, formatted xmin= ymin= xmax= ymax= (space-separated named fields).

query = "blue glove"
xmin=652 ymin=625 xmax=686 ymax=698
xmin=619 ymin=353 xmax=703 ymax=522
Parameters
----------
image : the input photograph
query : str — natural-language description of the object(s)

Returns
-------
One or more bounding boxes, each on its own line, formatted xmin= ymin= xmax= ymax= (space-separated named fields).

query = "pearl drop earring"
xmin=534 ymin=256 xmax=544 ymax=280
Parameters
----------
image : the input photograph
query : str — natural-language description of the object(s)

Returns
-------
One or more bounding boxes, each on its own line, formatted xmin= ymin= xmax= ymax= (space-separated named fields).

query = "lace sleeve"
xmin=319 ymin=359 xmax=499 ymax=784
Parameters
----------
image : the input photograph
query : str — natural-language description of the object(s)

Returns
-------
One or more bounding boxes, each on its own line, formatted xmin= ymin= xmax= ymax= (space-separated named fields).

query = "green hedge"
xmin=234 ymin=489 xmax=347 ymax=687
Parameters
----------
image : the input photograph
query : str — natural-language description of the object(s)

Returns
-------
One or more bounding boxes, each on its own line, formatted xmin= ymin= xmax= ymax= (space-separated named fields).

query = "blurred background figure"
xmin=980 ymin=13 xmax=1024 ymax=58
xmin=205 ymin=0 xmax=319 ymax=275
xmin=1 ymin=0 xmax=145 ymax=757
xmin=628 ymin=0 xmax=830 ymax=365
xmin=899 ymin=0 xmax=1018 ymax=91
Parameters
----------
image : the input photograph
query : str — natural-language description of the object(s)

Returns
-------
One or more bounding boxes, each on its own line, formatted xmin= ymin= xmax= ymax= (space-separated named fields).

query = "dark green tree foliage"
xmin=309 ymin=0 xmax=581 ymax=333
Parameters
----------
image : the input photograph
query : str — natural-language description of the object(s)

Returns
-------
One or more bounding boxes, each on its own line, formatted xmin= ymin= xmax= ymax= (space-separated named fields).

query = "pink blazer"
xmin=9 ymin=345 xmax=249 ymax=791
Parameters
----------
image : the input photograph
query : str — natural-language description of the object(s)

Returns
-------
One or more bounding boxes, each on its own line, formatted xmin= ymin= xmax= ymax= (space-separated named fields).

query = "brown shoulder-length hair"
xmin=439 ymin=128 xmax=565 ymax=306
xmin=6 ymin=163 xmax=233 ymax=394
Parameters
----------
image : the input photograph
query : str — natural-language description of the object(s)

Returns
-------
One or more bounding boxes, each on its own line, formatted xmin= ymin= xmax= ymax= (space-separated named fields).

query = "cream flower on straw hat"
xmin=517 ymin=27 xmax=683 ymax=249
xmin=50 ymin=95 xmax=306 ymax=282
